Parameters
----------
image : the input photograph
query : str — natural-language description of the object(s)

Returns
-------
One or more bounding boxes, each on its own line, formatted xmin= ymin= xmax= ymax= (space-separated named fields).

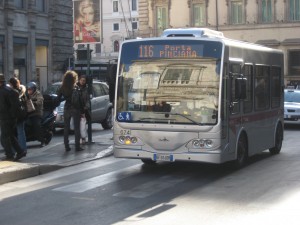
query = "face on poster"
xmin=73 ymin=0 xmax=101 ymax=44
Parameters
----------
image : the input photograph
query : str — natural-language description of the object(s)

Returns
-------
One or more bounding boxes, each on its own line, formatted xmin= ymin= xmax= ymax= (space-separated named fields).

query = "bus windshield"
xmin=116 ymin=39 xmax=222 ymax=125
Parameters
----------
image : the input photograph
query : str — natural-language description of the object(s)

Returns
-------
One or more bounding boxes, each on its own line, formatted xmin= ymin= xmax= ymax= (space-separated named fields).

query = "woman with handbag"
xmin=26 ymin=82 xmax=45 ymax=147
xmin=77 ymin=75 xmax=90 ymax=144
xmin=57 ymin=70 xmax=84 ymax=152
xmin=9 ymin=77 xmax=27 ymax=154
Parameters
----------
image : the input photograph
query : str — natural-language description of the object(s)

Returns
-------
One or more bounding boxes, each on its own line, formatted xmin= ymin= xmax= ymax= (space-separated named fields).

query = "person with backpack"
xmin=0 ymin=74 xmax=26 ymax=161
xmin=9 ymin=77 xmax=27 ymax=154
xmin=57 ymin=70 xmax=84 ymax=152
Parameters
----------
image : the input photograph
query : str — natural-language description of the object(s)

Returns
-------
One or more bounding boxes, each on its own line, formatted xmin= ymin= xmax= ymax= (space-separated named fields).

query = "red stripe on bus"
xmin=229 ymin=109 xmax=283 ymax=134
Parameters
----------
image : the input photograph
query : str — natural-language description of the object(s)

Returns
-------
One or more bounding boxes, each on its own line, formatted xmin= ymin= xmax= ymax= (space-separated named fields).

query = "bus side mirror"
xmin=235 ymin=77 xmax=247 ymax=100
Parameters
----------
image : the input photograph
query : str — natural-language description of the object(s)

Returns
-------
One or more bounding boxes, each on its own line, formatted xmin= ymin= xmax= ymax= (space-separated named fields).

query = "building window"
xmin=132 ymin=22 xmax=138 ymax=30
xmin=288 ymin=50 xmax=300 ymax=76
xmin=261 ymin=0 xmax=273 ymax=23
xmin=35 ymin=41 xmax=48 ymax=92
xmin=156 ymin=6 xmax=168 ymax=36
xmin=15 ymin=0 xmax=25 ymax=9
xmin=230 ymin=0 xmax=244 ymax=24
xmin=36 ymin=0 xmax=46 ymax=12
xmin=192 ymin=3 xmax=206 ymax=26
xmin=132 ymin=0 xmax=137 ymax=11
xmin=113 ymin=0 xmax=119 ymax=13
xmin=289 ymin=0 xmax=300 ymax=21
xmin=114 ymin=41 xmax=119 ymax=52
xmin=13 ymin=37 xmax=28 ymax=85
xmin=113 ymin=23 xmax=119 ymax=31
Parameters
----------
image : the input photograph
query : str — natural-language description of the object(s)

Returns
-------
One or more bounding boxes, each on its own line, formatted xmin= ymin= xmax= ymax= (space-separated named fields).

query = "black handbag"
xmin=16 ymin=96 xmax=28 ymax=121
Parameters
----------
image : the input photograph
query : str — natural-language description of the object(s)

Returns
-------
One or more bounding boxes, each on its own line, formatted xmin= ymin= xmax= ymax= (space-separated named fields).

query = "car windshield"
xmin=285 ymin=90 xmax=300 ymax=103
xmin=44 ymin=84 xmax=61 ymax=95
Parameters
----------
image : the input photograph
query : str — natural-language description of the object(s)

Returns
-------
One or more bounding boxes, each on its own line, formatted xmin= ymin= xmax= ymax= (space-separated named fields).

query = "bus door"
xmin=228 ymin=62 xmax=246 ymax=153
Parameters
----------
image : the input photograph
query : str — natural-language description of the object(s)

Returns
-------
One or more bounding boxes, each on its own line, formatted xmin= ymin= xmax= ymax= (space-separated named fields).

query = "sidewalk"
xmin=0 ymin=133 xmax=114 ymax=185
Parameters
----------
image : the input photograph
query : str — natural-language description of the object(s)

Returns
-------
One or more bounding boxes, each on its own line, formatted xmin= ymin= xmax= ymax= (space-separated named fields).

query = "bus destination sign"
xmin=138 ymin=45 xmax=203 ymax=59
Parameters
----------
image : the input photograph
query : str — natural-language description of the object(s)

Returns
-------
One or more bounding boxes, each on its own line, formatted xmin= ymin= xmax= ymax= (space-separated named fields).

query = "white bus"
xmin=113 ymin=28 xmax=284 ymax=168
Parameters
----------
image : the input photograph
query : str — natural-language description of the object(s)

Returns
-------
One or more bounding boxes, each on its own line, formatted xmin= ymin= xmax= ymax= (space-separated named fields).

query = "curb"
xmin=0 ymin=145 xmax=114 ymax=185
xmin=0 ymin=162 xmax=37 ymax=185
xmin=0 ymin=162 xmax=63 ymax=185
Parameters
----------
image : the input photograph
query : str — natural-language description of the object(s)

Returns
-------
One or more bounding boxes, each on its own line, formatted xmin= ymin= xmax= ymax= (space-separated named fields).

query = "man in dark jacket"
xmin=0 ymin=74 xmax=26 ymax=161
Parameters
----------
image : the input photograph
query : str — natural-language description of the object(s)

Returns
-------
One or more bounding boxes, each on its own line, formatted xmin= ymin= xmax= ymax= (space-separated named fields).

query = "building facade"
xmin=138 ymin=0 xmax=300 ymax=85
xmin=73 ymin=0 xmax=139 ymax=81
xmin=0 ymin=0 xmax=73 ymax=92
xmin=101 ymin=0 xmax=139 ymax=59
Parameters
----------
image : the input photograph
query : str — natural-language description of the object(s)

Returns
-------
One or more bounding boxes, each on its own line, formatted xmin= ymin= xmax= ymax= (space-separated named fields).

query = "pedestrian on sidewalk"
xmin=9 ymin=77 xmax=27 ymax=154
xmin=26 ymin=82 xmax=45 ymax=147
xmin=77 ymin=75 xmax=90 ymax=144
xmin=57 ymin=70 xmax=84 ymax=152
xmin=0 ymin=74 xmax=26 ymax=161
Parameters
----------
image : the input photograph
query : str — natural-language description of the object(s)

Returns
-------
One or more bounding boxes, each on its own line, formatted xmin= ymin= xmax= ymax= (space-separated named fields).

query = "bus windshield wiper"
xmin=136 ymin=117 xmax=176 ymax=122
xmin=154 ymin=112 xmax=203 ymax=126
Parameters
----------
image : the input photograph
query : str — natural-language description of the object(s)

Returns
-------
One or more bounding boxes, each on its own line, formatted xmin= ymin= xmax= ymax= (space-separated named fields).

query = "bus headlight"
xmin=131 ymin=137 xmax=138 ymax=144
xmin=205 ymin=139 xmax=213 ymax=148
xmin=192 ymin=139 xmax=213 ymax=149
xmin=118 ymin=136 xmax=139 ymax=145
xmin=125 ymin=136 xmax=131 ymax=145
xmin=119 ymin=136 xmax=126 ymax=143
xmin=192 ymin=140 xmax=200 ymax=147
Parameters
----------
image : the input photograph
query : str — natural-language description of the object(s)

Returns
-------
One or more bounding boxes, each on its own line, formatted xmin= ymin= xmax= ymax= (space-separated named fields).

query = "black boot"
xmin=65 ymin=145 xmax=71 ymax=152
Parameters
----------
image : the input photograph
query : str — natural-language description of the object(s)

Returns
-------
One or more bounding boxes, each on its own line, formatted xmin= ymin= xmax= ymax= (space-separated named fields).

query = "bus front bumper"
xmin=113 ymin=148 xmax=230 ymax=164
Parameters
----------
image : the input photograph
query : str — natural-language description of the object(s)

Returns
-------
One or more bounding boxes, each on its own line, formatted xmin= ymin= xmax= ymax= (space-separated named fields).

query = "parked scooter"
xmin=25 ymin=94 xmax=57 ymax=145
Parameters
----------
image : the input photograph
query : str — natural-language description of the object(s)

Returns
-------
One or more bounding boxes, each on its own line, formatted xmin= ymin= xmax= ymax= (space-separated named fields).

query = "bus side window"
xmin=243 ymin=65 xmax=253 ymax=113
xmin=230 ymin=63 xmax=241 ymax=114
xmin=255 ymin=66 xmax=270 ymax=110
xmin=271 ymin=66 xmax=281 ymax=108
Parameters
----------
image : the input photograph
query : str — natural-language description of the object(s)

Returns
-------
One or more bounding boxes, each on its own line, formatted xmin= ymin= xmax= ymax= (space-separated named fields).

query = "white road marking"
xmin=0 ymin=157 xmax=123 ymax=195
xmin=53 ymin=164 xmax=141 ymax=193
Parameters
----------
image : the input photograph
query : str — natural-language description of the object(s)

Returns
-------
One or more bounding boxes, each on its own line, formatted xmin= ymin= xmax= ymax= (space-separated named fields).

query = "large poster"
xmin=73 ymin=0 xmax=101 ymax=44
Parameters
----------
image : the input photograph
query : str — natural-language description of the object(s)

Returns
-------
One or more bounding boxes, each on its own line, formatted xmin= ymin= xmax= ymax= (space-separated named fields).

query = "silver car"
xmin=44 ymin=81 xmax=113 ymax=130
xmin=284 ymin=89 xmax=300 ymax=122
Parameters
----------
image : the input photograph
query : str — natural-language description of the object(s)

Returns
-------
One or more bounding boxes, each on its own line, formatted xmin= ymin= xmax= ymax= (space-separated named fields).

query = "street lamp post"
xmin=86 ymin=44 xmax=93 ymax=144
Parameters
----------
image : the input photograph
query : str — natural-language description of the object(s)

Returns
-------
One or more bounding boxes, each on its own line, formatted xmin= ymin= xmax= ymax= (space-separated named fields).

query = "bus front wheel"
xmin=269 ymin=124 xmax=283 ymax=155
xmin=232 ymin=134 xmax=248 ymax=169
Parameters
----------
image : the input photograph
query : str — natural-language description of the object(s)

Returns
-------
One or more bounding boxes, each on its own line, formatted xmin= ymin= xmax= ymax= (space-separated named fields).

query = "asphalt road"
xmin=0 ymin=124 xmax=300 ymax=225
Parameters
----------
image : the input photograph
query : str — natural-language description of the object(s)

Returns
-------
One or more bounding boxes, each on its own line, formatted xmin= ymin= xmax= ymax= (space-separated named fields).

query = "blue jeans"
xmin=16 ymin=120 xmax=27 ymax=152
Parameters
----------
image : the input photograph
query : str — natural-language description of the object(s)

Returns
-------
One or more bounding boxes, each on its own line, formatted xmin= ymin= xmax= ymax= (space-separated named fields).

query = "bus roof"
xmin=125 ymin=28 xmax=282 ymax=54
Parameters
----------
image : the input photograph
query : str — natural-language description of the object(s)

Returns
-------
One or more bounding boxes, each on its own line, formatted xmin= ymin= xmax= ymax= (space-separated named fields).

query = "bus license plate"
xmin=154 ymin=153 xmax=174 ymax=162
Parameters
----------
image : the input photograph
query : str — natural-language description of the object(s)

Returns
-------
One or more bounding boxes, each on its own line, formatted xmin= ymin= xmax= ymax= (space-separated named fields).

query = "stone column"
xmin=28 ymin=19 xmax=36 ymax=82
xmin=28 ymin=1 xmax=37 ymax=81
xmin=138 ymin=0 xmax=151 ymax=38
xmin=5 ymin=15 xmax=14 ymax=78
